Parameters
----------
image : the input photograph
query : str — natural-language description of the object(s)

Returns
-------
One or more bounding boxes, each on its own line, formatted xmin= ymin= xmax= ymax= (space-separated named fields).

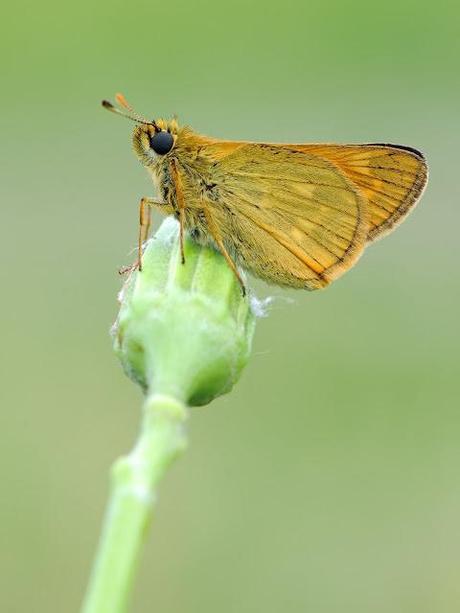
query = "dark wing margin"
xmin=295 ymin=143 xmax=428 ymax=242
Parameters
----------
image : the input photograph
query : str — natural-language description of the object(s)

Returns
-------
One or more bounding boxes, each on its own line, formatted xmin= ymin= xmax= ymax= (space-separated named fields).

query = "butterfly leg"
xmin=169 ymin=160 xmax=186 ymax=264
xmin=203 ymin=207 xmax=246 ymax=296
xmin=122 ymin=196 xmax=173 ymax=274
xmin=136 ymin=196 xmax=172 ymax=271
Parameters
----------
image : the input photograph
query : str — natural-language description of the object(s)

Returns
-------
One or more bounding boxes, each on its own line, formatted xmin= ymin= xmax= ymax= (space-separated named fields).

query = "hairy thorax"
xmin=153 ymin=129 xmax=224 ymax=214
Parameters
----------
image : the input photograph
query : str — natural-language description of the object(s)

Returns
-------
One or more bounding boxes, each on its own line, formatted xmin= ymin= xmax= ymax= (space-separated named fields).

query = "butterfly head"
xmin=102 ymin=93 xmax=178 ymax=167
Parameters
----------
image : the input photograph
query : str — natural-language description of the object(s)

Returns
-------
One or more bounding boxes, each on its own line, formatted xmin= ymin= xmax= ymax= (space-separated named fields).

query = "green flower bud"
xmin=112 ymin=217 xmax=256 ymax=406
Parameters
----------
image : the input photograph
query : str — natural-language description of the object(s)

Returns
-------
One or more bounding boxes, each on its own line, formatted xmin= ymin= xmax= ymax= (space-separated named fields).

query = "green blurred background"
xmin=1 ymin=0 xmax=459 ymax=611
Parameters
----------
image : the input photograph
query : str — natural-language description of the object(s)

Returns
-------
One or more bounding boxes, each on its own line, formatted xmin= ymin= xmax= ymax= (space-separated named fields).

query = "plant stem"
xmin=81 ymin=393 xmax=188 ymax=613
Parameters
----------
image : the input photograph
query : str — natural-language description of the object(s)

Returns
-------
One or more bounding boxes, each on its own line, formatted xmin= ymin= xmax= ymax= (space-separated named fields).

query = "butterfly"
xmin=103 ymin=94 xmax=428 ymax=294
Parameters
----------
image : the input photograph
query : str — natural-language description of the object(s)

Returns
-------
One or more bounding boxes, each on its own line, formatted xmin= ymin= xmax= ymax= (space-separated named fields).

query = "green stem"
xmin=81 ymin=393 xmax=188 ymax=613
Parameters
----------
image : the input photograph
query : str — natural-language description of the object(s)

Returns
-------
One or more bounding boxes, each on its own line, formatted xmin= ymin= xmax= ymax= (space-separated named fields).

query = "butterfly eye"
xmin=149 ymin=130 xmax=174 ymax=155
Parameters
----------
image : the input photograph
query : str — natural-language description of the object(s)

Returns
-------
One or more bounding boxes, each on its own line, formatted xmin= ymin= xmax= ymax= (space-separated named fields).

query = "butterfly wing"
xmin=207 ymin=143 xmax=369 ymax=289
xmin=294 ymin=143 xmax=428 ymax=241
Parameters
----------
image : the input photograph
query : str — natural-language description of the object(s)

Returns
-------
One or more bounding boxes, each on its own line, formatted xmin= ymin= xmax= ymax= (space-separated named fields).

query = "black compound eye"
xmin=149 ymin=130 xmax=174 ymax=155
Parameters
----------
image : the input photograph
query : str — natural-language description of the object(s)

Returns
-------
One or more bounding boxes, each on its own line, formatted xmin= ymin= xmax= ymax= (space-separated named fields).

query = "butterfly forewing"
xmin=210 ymin=144 xmax=369 ymax=289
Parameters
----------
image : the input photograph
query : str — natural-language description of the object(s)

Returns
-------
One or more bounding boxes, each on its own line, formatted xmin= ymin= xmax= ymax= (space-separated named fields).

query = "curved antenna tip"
xmin=115 ymin=93 xmax=130 ymax=109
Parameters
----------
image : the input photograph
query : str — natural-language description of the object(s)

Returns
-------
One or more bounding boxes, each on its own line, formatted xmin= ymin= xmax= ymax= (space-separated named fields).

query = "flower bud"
xmin=112 ymin=217 xmax=256 ymax=406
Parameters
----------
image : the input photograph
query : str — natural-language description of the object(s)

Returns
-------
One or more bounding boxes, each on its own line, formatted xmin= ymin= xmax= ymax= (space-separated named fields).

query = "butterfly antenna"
xmin=116 ymin=93 xmax=159 ymax=129
xmin=101 ymin=99 xmax=145 ymax=123
xmin=102 ymin=94 xmax=158 ymax=129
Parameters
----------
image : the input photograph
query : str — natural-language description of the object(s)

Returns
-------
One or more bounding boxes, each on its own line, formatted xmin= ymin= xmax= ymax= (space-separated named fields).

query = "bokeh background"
xmin=1 ymin=0 xmax=459 ymax=611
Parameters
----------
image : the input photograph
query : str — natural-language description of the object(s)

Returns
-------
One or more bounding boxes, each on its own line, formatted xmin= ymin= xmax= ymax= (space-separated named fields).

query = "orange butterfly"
xmin=103 ymin=94 xmax=428 ymax=293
